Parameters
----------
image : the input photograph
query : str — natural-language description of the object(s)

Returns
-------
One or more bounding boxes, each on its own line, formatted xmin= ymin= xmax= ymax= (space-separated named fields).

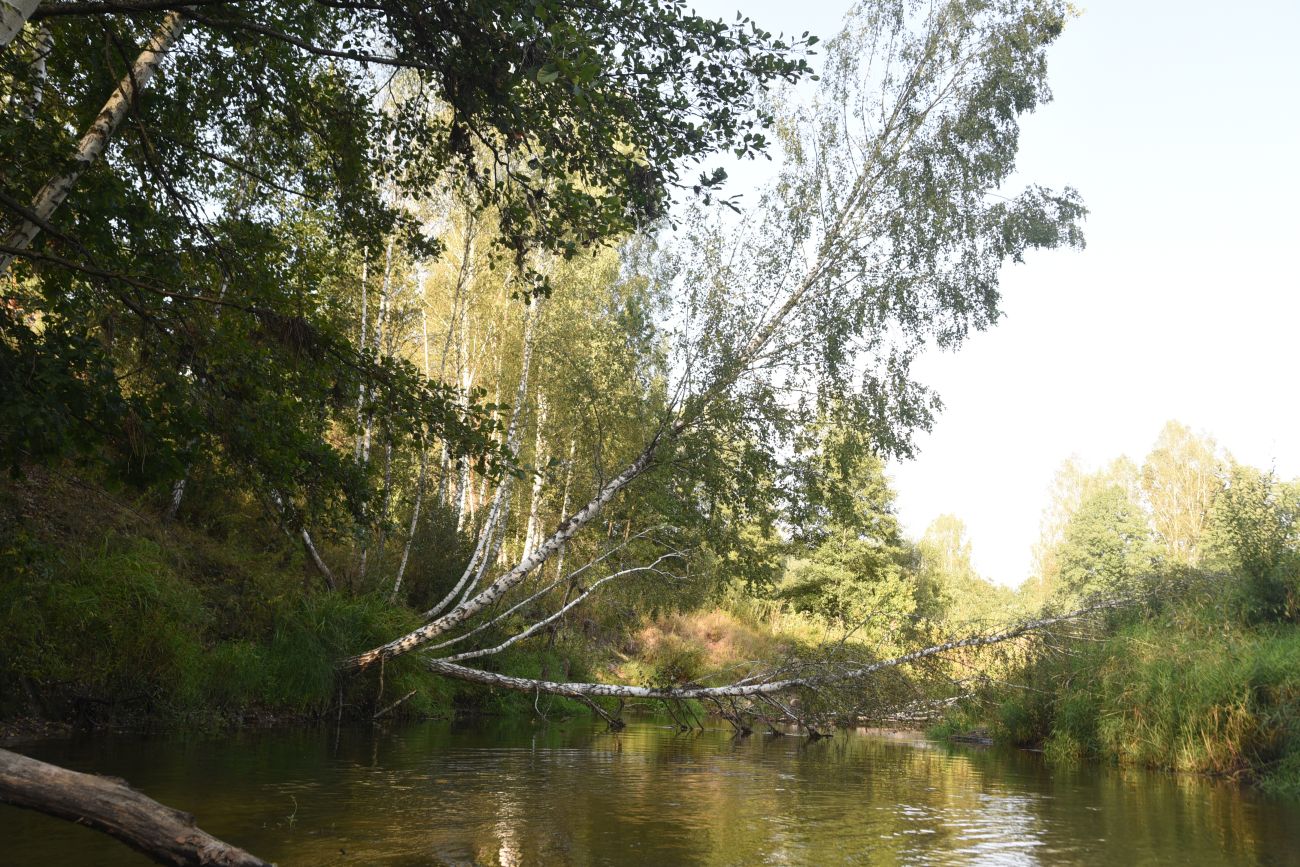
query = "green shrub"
xmin=0 ymin=534 xmax=209 ymax=717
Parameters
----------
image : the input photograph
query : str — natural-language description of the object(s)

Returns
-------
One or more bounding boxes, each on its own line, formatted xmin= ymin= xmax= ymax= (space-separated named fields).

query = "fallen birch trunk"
xmin=424 ymin=599 xmax=1128 ymax=702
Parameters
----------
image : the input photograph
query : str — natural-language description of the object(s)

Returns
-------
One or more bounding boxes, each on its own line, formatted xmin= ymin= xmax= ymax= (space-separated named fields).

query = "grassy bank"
xmin=934 ymin=585 xmax=1300 ymax=796
xmin=0 ymin=469 xmax=595 ymax=729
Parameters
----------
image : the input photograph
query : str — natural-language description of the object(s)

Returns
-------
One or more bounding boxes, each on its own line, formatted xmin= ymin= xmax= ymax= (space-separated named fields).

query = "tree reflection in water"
xmin=2 ymin=721 xmax=1297 ymax=865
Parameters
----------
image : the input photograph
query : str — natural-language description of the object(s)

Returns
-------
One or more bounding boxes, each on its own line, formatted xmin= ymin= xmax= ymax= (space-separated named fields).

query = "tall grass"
xmin=963 ymin=608 xmax=1300 ymax=795
xmin=0 ymin=523 xmax=462 ymax=724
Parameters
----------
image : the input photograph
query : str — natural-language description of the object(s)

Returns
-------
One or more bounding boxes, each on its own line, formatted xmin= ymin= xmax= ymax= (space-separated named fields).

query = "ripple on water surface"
xmin=2 ymin=721 xmax=1299 ymax=866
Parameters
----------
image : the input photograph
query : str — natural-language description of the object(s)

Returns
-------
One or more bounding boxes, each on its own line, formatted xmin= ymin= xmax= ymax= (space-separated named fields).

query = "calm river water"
xmin=3 ymin=720 xmax=1299 ymax=865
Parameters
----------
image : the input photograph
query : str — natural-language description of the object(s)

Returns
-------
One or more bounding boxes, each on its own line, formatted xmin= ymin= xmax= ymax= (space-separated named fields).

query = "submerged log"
xmin=0 ymin=748 xmax=270 ymax=866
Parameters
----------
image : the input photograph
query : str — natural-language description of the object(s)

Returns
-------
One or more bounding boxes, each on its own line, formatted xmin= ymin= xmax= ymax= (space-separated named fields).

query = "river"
xmin=3 ymin=719 xmax=1298 ymax=865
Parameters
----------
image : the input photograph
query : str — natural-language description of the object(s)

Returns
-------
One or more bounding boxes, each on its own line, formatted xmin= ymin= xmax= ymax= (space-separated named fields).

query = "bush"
xmin=942 ymin=605 xmax=1300 ymax=792
xmin=0 ymin=533 xmax=208 ymax=718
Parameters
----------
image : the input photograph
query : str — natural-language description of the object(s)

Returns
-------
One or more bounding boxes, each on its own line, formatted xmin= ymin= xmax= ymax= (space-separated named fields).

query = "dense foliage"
xmin=1 ymin=0 xmax=1098 ymax=736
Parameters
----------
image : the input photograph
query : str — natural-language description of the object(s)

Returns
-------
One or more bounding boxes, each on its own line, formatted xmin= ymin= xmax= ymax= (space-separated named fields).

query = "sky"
xmin=692 ymin=0 xmax=1300 ymax=585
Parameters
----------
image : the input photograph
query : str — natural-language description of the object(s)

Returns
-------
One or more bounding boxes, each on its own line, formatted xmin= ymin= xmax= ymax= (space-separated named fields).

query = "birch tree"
xmin=342 ymin=0 xmax=1087 ymax=711
xmin=1140 ymin=421 xmax=1224 ymax=564
xmin=0 ymin=11 xmax=184 ymax=277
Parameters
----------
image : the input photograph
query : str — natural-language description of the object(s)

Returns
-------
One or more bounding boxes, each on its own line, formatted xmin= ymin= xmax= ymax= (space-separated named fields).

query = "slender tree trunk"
xmin=436 ymin=442 xmax=450 ymax=505
xmin=353 ymin=252 xmax=370 ymax=462
xmin=374 ymin=436 xmax=393 ymax=558
xmin=7 ymin=21 xmax=50 ymax=120
xmin=452 ymin=299 xmax=473 ymax=530
xmin=361 ymin=311 xmax=387 ymax=472
xmin=0 ymin=0 xmax=40 ymax=49
xmin=163 ymin=473 xmax=186 ymax=523
xmin=522 ymin=394 xmax=549 ymax=558
xmin=429 ymin=300 xmax=542 ymax=618
xmin=390 ymin=446 xmax=426 ymax=605
xmin=356 ymin=243 xmax=397 ymax=583
xmin=0 ymin=748 xmax=269 ymax=867
xmin=361 ymin=243 xmax=393 ymax=468
xmin=302 ymin=528 xmax=336 ymax=591
xmin=552 ymin=439 xmax=576 ymax=580
xmin=453 ymin=461 xmax=470 ymax=532
xmin=271 ymin=490 xmax=335 ymax=591
xmin=391 ymin=302 xmax=433 ymax=605
xmin=0 ymin=11 xmax=185 ymax=277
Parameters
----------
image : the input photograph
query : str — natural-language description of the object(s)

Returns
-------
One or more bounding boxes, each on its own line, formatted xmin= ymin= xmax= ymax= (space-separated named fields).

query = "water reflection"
xmin=2 ymin=720 xmax=1298 ymax=865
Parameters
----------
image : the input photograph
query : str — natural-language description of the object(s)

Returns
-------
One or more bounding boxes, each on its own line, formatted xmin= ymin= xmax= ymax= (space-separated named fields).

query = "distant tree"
xmin=777 ymin=421 xmax=914 ymax=633
xmin=1203 ymin=464 xmax=1300 ymax=620
xmin=1140 ymin=421 xmax=1224 ymax=564
xmin=917 ymin=514 xmax=1013 ymax=624
xmin=1029 ymin=456 xmax=1139 ymax=599
xmin=1056 ymin=485 xmax=1160 ymax=601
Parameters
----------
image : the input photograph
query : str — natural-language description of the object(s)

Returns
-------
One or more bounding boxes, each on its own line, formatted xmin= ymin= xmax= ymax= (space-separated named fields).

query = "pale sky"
xmin=694 ymin=0 xmax=1300 ymax=585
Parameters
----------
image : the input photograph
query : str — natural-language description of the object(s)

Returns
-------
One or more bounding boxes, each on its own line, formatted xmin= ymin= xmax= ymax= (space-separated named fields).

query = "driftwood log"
xmin=0 ymin=748 xmax=270 ymax=866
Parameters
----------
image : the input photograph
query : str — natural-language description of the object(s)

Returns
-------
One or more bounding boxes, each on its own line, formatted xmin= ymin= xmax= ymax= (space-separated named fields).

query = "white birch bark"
xmin=391 ymin=294 xmax=434 ymax=605
xmin=521 ymin=394 xmax=549 ymax=559
xmin=271 ymin=490 xmax=335 ymax=591
xmin=427 ymin=299 xmax=542 ymax=619
xmin=7 ymin=22 xmax=49 ymax=120
xmin=343 ymin=429 xmax=663 ymax=669
xmin=301 ymin=528 xmax=336 ymax=591
xmin=353 ymin=253 xmax=370 ymax=462
xmin=374 ymin=437 xmax=393 ymax=555
xmin=390 ymin=446 xmax=426 ymax=604
xmin=452 ymin=298 xmax=474 ymax=529
xmin=163 ymin=474 xmax=186 ymax=523
xmin=425 ymin=600 xmax=1126 ymax=700
xmin=0 ymin=11 xmax=185 ymax=277
xmin=436 ymin=554 xmax=681 ymax=665
xmin=552 ymin=439 xmax=576 ymax=579
xmin=0 ymin=0 xmax=40 ymax=50
xmin=361 ymin=243 xmax=394 ymax=468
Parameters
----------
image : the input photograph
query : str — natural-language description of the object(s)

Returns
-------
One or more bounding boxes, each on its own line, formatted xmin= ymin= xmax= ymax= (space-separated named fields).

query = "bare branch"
xmin=0 ymin=748 xmax=269 ymax=866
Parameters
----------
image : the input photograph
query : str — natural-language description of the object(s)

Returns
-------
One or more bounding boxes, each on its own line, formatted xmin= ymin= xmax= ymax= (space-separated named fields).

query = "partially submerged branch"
xmin=0 ymin=748 xmax=270 ymax=867
xmin=425 ymin=599 xmax=1127 ymax=702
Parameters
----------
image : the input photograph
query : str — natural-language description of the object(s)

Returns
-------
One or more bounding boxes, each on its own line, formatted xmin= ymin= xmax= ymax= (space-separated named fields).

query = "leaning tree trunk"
xmin=0 ymin=748 xmax=270 ymax=867
xmin=0 ymin=10 xmax=186 ymax=277
xmin=0 ymin=0 xmax=40 ymax=49
xmin=424 ymin=600 xmax=1127 ymax=702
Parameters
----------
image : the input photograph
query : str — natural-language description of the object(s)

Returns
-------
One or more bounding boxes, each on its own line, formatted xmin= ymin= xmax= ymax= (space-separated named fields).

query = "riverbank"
xmin=932 ymin=587 xmax=1300 ymax=797
xmin=0 ymin=469 xmax=602 ymax=731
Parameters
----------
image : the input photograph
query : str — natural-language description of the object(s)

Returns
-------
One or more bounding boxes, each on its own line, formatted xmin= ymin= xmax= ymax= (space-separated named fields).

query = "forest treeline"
xmin=8 ymin=0 xmax=1290 ymax=796
xmin=937 ymin=422 xmax=1300 ymax=794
